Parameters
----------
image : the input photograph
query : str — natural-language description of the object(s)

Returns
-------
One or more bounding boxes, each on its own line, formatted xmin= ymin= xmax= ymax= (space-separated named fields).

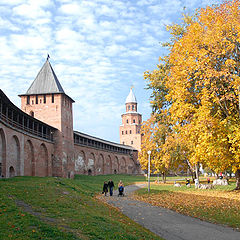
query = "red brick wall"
xmin=21 ymin=94 xmax=75 ymax=178
xmin=0 ymin=122 xmax=54 ymax=178
xmin=0 ymin=121 xmax=141 ymax=178
xmin=74 ymin=144 xmax=139 ymax=175
xmin=120 ymin=112 xmax=142 ymax=151
xmin=0 ymin=92 xmax=141 ymax=179
xmin=24 ymin=140 xmax=34 ymax=176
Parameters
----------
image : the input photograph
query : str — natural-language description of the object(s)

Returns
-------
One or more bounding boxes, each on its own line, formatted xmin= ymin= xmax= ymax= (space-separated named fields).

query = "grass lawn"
xmin=134 ymin=177 xmax=240 ymax=229
xmin=0 ymin=174 xmax=161 ymax=240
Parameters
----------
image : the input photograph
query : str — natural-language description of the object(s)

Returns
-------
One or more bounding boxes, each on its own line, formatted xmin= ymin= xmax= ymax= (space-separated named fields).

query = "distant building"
xmin=0 ymin=58 xmax=141 ymax=178
xmin=119 ymin=88 xmax=142 ymax=151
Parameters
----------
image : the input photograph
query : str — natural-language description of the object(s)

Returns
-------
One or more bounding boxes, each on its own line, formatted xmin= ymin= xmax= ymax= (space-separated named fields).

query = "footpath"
xmin=102 ymin=184 xmax=240 ymax=240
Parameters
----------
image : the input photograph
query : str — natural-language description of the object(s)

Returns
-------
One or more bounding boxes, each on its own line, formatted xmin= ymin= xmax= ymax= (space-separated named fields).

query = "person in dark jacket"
xmin=103 ymin=181 xmax=108 ymax=196
xmin=108 ymin=179 xmax=114 ymax=196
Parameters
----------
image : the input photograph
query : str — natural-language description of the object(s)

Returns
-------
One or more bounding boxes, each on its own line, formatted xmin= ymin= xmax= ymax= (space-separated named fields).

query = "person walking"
xmin=102 ymin=181 xmax=108 ymax=196
xmin=108 ymin=179 xmax=114 ymax=196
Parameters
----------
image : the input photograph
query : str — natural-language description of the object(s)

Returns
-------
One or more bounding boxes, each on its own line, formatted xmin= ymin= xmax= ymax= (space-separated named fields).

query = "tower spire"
xmin=125 ymin=87 xmax=137 ymax=104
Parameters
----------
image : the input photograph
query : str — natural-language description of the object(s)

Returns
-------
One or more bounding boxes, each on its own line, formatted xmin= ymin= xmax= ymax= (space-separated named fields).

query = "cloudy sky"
xmin=0 ymin=0 xmax=223 ymax=143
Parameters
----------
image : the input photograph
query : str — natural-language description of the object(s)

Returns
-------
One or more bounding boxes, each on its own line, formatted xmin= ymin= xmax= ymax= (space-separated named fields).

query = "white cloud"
xmin=0 ymin=0 xmax=26 ymax=5
xmin=0 ymin=17 xmax=20 ymax=31
xmin=96 ymin=5 xmax=119 ymax=18
xmin=104 ymin=44 xmax=127 ymax=57
xmin=59 ymin=3 xmax=84 ymax=15
xmin=136 ymin=0 xmax=156 ymax=6
xmin=0 ymin=0 xmax=225 ymax=142
xmin=10 ymin=34 xmax=48 ymax=51
xmin=13 ymin=2 xmax=52 ymax=19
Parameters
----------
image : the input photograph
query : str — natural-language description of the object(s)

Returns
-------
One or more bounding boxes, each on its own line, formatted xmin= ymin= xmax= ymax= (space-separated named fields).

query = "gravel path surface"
xmin=103 ymin=184 xmax=240 ymax=240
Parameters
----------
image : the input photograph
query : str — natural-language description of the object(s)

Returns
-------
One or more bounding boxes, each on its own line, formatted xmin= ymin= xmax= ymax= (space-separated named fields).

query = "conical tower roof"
xmin=25 ymin=58 xmax=65 ymax=95
xmin=125 ymin=88 xmax=137 ymax=104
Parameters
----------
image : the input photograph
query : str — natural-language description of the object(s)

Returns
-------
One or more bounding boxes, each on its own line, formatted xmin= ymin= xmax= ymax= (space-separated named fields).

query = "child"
xmin=118 ymin=180 xmax=124 ymax=196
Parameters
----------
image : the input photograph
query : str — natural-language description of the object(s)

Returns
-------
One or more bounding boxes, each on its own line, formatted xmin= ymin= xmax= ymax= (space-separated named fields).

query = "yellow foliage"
xmin=134 ymin=184 xmax=240 ymax=227
xmin=144 ymin=1 xmax=240 ymax=179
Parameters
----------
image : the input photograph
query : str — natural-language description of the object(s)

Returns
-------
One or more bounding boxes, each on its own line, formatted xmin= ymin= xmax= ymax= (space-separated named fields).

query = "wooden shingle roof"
xmin=19 ymin=58 xmax=74 ymax=102
xmin=25 ymin=59 xmax=64 ymax=95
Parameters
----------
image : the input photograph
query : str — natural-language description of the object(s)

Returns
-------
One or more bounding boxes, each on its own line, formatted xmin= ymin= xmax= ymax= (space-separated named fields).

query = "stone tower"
xmin=19 ymin=57 xmax=75 ymax=178
xmin=119 ymin=88 xmax=142 ymax=151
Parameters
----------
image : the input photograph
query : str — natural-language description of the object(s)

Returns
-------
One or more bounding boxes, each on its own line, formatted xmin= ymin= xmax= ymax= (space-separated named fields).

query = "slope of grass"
xmin=0 ymin=175 xmax=161 ymax=240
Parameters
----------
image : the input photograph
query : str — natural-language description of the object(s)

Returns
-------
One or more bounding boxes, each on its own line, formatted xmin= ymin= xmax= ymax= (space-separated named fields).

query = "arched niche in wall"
xmin=112 ymin=156 xmax=119 ymax=174
xmin=0 ymin=128 xmax=6 ymax=178
xmin=24 ymin=140 xmax=35 ymax=176
xmin=10 ymin=135 xmax=20 ymax=176
xmin=119 ymin=157 xmax=127 ymax=174
xmin=126 ymin=158 xmax=135 ymax=174
xmin=104 ymin=155 xmax=112 ymax=174
xmin=36 ymin=143 xmax=48 ymax=177
xmin=96 ymin=154 xmax=104 ymax=175
xmin=87 ymin=152 xmax=95 ymax=175
xmin=75 ymin=150 xmax=86 ymax=174
xmin=9 ymin=166 xmax=15 ymax=178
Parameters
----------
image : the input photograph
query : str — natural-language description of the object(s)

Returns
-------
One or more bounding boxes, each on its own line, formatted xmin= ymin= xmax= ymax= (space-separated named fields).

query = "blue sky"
xmin=0 ymin=0 xmax=223 ymax=143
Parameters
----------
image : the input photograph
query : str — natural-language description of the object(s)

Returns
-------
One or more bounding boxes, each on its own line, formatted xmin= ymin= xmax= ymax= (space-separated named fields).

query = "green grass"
xmin=0 ymin=175 xmax=161 ymax=240
xmin=146 ymin=179 xmax=237 ymax=191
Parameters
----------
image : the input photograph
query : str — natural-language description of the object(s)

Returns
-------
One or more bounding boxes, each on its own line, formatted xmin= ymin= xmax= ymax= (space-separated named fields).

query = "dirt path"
xmin=101 ymin=184 xmax=240 ymax=240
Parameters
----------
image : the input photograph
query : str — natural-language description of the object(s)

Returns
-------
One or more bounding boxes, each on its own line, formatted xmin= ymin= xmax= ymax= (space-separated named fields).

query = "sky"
xmin=0 ymin=0 xmax=224 ymax=143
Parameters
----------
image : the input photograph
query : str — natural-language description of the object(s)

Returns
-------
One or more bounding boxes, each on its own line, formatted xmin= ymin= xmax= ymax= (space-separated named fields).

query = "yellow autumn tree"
xmin=143 ymin=0 xmax=240 ymax=189
xmin=138 ymin=114 xmax=168 ymax=181
xmin=140 ymin=59 xmax=189 ymax=181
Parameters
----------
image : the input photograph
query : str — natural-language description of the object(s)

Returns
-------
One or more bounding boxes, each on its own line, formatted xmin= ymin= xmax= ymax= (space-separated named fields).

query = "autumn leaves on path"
xmin=102 ymin=184 xmax=240 ymax=240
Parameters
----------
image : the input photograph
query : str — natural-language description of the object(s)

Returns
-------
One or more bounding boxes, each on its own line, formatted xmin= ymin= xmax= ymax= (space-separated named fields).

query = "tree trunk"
xmin=186 ymin=160 xmax=195 ymax=181
xmin=235 ymin=169 xmax=240 ymax=190
xmin=195 ymin=163 xmax=199 ymax=181
xmin=162 ymin=172 xmax=166 ymax=183
xmin=191 ymin=172 xmax=195 ymax=182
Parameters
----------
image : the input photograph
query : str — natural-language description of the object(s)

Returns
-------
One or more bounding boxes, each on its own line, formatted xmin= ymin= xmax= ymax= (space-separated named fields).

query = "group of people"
xmin=187 ymin=177 xmax=211 ymax=188
xmin=102 ymin=179 xmax=124 ymax=196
